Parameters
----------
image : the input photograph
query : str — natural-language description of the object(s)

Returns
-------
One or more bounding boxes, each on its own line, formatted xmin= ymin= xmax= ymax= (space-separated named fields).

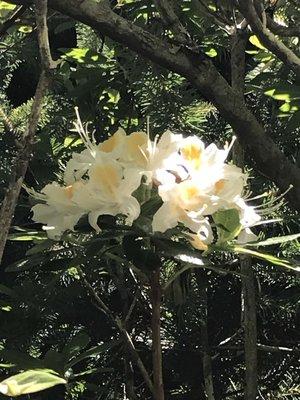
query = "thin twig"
xmin=215 ymin=344 xmax=300 ymax=355
xmin=237 ymin=0 xmax=300 ymax=77
xmin=0 ymin=5 xmax=27 ymax=37
xmin=152 ymin=0 xmax=191 ymax=46
xmin=76 ymin=267 xmax=154 ymax=396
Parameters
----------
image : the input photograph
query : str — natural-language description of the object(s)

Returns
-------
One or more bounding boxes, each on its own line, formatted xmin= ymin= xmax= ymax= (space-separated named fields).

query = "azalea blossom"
xmin=72 ymin=157 xmax=142 ymax=231
xmin=31 ymin=182 xmax=85 ymax=239
xmin=99 ymin=128 xmax=183 ymax=183
xmin=30 ymin=111 xmax=261 ymax=246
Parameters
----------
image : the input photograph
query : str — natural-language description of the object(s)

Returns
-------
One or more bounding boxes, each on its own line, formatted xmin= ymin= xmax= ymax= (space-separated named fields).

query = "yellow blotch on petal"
xmin=64 ymin=185 xmax=74 ymax=200
xmin=99 ymin=129 xmax=125 ymax=153
xmin=214 ymin=179 xmax=225 ymax=194
xmin=187 ymin=232 xmax=208 ymax=251
xmin=180 ymin=182 xmax=201 ymax=203
xmin=181 ymin=144 xmax=202 ymax=170
xmin=90 ymin=164 xmax=121 ymax=196
xmin=64 ymin=181 xmax=84 ymax=200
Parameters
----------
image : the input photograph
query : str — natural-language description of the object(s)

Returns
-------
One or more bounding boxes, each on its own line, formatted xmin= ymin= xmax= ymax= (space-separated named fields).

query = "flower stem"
xmin=150 ymin=267 xmax=165 ymax=400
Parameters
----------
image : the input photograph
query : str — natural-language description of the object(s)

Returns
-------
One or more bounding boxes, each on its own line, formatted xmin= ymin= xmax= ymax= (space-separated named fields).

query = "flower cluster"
xmin=30 ymin=114 xmax=260 ymax=248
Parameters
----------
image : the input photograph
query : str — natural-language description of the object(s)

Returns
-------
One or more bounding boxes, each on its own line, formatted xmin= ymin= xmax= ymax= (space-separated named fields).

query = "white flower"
xmin=237 ymin=227 xmax=258 ymax=244
xmin=234 ymin=197 xmax=261 ymax=228
xmin=31 ymin=182 xmax=85 ymax=239
xmin=99 ymin=128 xmax=183 ymax=184
xmin=72 ymin=157 xmax=141 ymax=231
xmin=152 ymin=179 xmax=213 ymax=232
xmin=179 ymin=136 xmax=238 ymax=187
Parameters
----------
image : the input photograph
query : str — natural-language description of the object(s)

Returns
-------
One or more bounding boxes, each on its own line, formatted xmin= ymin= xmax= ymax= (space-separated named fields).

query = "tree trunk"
xmin=241 ymin=257 xmax=258 ymax=400
xmin=196 ymin=271 xmax=215 ymax=400
xmin=150 ymin=267 xmax=165 ymax=400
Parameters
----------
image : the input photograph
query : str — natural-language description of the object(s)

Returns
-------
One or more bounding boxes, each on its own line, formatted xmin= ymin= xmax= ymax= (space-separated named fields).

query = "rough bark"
xmin=0 ymin=71 xmax=48 ymax=264
xmin=6 ymin=0 xmax=300 ymax=210
xmin=196 ymin=272 xmax=215 ymax=400
xmin=231 ymin=29 xmax=258 ymax=400
xmin=241 ymin=256 xmax=258 ymax=400
xmin=34 ymin=0 xmax=57 ymax=70
xmin=0 ymin=0 xmax=57 ymax=264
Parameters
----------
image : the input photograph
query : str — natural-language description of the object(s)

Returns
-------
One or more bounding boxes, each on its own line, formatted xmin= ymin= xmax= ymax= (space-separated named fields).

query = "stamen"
xmin=74 ymin=107 xmax=96 ymax=156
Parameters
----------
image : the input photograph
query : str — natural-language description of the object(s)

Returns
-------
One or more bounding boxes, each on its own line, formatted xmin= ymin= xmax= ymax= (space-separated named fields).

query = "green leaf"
xmin=245 ymin=233 xmax=300 ymax=247
xmin=0 ymin=284 xmax=17 ymax=299
xmin=0 ymin=1 xmax=16 ymax=10
xmin=213 ymin=209 xmax=241 ymax=243
xmin=234 ymin=246 xmax=300 ymax=271
xmin=8 ymin=231 xmax=47 ymax=241
xmin=0 ymin=350 xmax=45 ymax=370
xmin=249 ymin=35 xmax=266 ymax=50
xmin=63 ymin=136 xmax=82 ymax=148
xmin=43 ymin=351 xmax=65 ymax=375
xmin=63 ymin=332 xmax=90 ymax=360
xmin=264 ymin=84 xmax=300 ymax=102
xmin=66 ymin=340 xmax=120 ymax=369
xmin=18 ymin=25 xmax=33 ymax=33
xmin=26 ymin=239 xmax=53 ymax=256
xmin=205 ymin=48 xmax=217 ymax=57
xmin=0 ymin=369 xmax=66 ymax=397
xmin=62 ymin=48 xmax=99 ymax=63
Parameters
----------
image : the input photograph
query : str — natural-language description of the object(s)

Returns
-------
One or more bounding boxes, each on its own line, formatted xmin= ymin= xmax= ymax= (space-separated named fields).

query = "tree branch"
xmin=152 ymin=0 xmax=191 ymax=46
xmin=215 ymin=344 xmax=300 ymax=355
xmin=0 ymin=0 xmax=59 ymax=264
xmin=5 ymin=0 xmax=300 ymax=210
xmin=231 ymin=36 xmax=258 ymax=400
xmin=241 ymin=256 xmax=258 ymax=400
xmin=266 ymin=15 xmax=300 ymax=38
xmin=0 ymin=71 xmax=49 ymax=264
xmin=0 ymin=5 xmax=27 ymax=37
xmin=237 ymin=0 xmax=300 ymax=77
xmin=150 ymin=267 xmax=165 ymax=400
xmin=77 ymin=267 xmax=155 ymax=396
xmin=34 ymin=0 xmax=57 ymax=70
xmin=196 ymin=271 xmax=215 ymax=400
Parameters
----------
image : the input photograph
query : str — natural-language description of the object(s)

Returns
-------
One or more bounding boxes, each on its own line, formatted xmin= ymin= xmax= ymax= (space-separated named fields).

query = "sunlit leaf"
xmin=0 ymin=1 xmax=16 ymax=10
xmin=18 ymin=25 xmax=33 ymax=33
xmin=234 ymin=246 xmax=300 ymax=271
xmin=245 ymin=233 xmax=300 ymax=247
xmin=0 ymin=370 xmax=66 ymax=397
xmin=213 ymin=209 xmax=241 ymax=243
xmin=249 ymin=35 xmax=266 ymax=50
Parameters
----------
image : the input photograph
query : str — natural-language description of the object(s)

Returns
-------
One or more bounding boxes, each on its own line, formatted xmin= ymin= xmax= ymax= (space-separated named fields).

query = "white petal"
xmin=152 ymin=202 xmax=178 ymax=232
xmin=120 ymin=196 xmax=141 ymax=225
xmin=237 ymin=228 xmax=258 ymax=244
